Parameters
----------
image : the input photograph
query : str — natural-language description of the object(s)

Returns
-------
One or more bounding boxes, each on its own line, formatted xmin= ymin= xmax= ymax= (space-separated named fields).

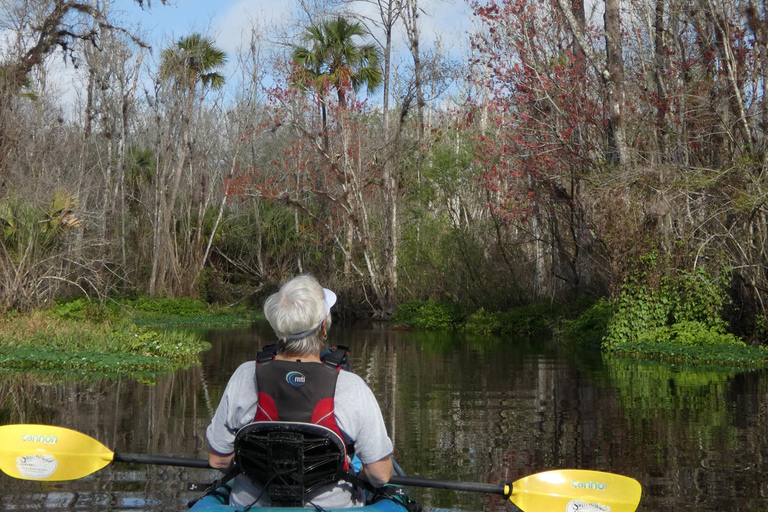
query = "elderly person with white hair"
xmin=206 ymin=274 xmax=394 ymax=509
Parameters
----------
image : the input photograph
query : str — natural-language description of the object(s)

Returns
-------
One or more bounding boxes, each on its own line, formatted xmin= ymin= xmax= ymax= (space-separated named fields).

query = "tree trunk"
xmin=149 ymin=84 xmax=194 ymax=296
xmin=556 ymin=0 xmax=628 ymax=166
xmin=401 ymin=0 xmax=426 ymax=181
xmin=652 ymin=0 xmax=669 ymax=160
xmin=381 ymin=0 xmax=399 ymax=314
xmin=604 ymin=0 xmax=628 ymax=166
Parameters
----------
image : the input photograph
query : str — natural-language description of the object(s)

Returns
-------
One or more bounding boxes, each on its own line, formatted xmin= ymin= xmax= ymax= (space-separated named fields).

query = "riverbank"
xmin=0 ymin=298 xmax=258 ymax=376
xmin=5 ymin=291 xmax=768 ymax=374
xmin=391 ymin=298 xmax=768 ymax=369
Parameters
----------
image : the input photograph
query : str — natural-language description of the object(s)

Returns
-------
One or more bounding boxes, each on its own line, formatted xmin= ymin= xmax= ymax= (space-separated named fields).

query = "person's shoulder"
xmin=235 ymin=360 xmax=256 ymax=373
xmin=335 ymin=370 xmax=381 ymax=417
xmin=337 ymin=368 xmax=366 ymax=385
xmin=229 ymin=360 xmax=257 ymax=381
xmin=336 ymin=369 xmax=375 ymax=395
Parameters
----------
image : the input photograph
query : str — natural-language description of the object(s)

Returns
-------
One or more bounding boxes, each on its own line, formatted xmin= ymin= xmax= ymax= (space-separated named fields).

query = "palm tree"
xmin=159 ymin=33 xmax=226 ymax=93
xmin=292 ymin=16 xmax=383 ymax=107
xmin=150 ymin=34 xmax=226 ymax=297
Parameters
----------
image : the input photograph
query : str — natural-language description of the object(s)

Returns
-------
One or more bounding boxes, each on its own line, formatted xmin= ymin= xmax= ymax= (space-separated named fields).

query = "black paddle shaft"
xmin=111 ymin=454 xmax=509 ymax=495
xmin=389 ymin=475 xmax=508 ymax=495
xmin=113 ymin=453 xmax=211 ymax=469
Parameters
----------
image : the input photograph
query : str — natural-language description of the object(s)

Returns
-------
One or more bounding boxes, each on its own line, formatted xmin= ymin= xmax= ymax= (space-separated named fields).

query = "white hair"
xmin=263 ymin=275 xmax=332 ymax=357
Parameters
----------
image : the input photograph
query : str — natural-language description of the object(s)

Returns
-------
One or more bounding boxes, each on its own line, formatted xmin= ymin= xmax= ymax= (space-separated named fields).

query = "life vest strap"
xmin=257 ymin=344 xmax=350 ymax=370
xmin=321 ymin=345 xmax=350 ymax=371
xmin=256 ymin=344 xmax=277 ymax=364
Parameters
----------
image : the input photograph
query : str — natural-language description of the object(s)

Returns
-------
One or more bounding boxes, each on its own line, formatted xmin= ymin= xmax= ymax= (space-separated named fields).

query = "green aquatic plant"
xmin=391 ymin=300 xmax=465 ymax=330
xmin=608 ymin=340 xmax=768 ymax=367
xmin=0 ymin=347 xmax=171 ymax=373
xmin=556 ymin=298 xmax=612 ymax=349
xmin=0 ymin=308 xmax=211 ymax=375
xmin=603 ymin=263 xmax=744 ymax=352
xmin=462 ymin=302 xmax=565 ymax=337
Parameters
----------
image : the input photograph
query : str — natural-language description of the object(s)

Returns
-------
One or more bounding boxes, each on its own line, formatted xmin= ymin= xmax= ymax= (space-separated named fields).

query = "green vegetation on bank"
xmin=126 ymin=297 xmax=260 ymax=326
xmin=393 ymin=264 xmax=768 ymax=368
xmin=49 ymin=296 xmax=259 ymax=326
xmin=595 ymin=260 xmax=768 ymax=368
xmin=0 ymin=298 xmax=258 ymax=376
xmin=391 ymin=299 xmax=569 ymax=337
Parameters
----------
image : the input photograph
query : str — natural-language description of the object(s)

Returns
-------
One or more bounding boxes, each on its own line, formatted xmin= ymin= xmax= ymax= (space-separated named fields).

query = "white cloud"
xmin=417 ymin=0 xmax=473 ymax=50
xmin=351 ymin=0 xmax=473 ymax=58
xmin=212 ymin=0 xmax=295 ymax=57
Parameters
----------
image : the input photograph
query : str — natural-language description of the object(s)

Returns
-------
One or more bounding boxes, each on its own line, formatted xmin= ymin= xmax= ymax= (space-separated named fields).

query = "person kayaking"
xmin=206 ymin=274 xmax=394 ymax=509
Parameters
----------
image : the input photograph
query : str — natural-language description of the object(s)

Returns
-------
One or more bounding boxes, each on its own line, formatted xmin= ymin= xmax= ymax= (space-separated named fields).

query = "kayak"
xmin=188 ymin=486 xmax=416 ymax=512
xmin=189 ymin=457 xmax=417 ymax=512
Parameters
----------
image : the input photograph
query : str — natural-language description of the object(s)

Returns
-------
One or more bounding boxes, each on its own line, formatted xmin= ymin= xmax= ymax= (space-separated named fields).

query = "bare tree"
xmin=555 ymin=0 xmax=628 ymax=166
xmin=0 ymin=0 xmax=155 ymax=178
xmin=348 ymin=0 xmax=404 ymax=312
xmin=149 ymin=33 xmax=226 ymax=297
xmin=398 ymin=0 xmax=426 ymax=179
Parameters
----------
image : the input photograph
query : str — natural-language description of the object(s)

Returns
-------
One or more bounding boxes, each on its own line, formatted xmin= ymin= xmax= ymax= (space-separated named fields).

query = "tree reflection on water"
xmin=0 ymin=321 xmax=766 ymax=511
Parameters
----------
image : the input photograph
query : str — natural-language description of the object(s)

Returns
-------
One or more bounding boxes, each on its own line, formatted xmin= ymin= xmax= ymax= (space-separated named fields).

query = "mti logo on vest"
xmin=285 ymin=371 xmax=306 ymax=387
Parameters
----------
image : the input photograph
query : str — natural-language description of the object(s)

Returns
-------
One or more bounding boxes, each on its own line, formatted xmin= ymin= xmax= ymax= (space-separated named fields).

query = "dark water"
xmin=1 ymin=320 xmax=767 ymax=511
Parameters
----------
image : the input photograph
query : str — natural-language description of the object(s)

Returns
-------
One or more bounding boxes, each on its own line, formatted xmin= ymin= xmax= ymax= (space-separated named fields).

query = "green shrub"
xmin=128 ymin=297 xmax=210 ymax=317
xmin=391 ymin=300 xmax=465 ymax=330
xmin=50 ymin=298 xmax=121 ymax=323
xmin=462 ymin=308 xmax=501 ymax=336
xmin=496 ymin=302 xmax=564 ymax=336
xmin=603 ymin=277 xmax=668 ymax=348
xmin=636 ymin=321 xmax=743 ymax=347
xmin=603 ymin=262 xmax=736 ymax=351
xmin=671 ymin=268 xmax=732 ymax=328
xmin=557 ymin=298 xmax=612 ymax=349
xmin=461 ymin=302 xmax=565 ymax=337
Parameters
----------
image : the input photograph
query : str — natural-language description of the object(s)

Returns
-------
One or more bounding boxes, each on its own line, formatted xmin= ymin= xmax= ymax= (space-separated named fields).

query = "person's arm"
xmin=359 ymin=454 xmax=394 ymax=487
xmin=208 ymin=448 xmax=234 ymax=471
xmin=206 ymin=362 xmax=257 ymax=472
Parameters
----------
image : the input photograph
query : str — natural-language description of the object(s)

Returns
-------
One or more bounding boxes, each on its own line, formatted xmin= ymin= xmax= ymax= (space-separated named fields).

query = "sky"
xmin=120 ymin=0 xmax=476 ymax=47
xmin=24 ymin=0 xmax=476 ymax=115
xmin=117 ymin=0 xmax=476 ymax=82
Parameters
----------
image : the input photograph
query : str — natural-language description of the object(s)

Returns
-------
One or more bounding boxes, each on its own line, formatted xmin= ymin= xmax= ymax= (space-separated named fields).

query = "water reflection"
xmin=0 ymin=321 xmax=766 ymax=511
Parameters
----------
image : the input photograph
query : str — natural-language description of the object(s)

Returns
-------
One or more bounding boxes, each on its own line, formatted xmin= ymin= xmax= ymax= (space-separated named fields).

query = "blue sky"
xmin=47 ymin=0 xmax=475 ymax=112
xmin=120 ymin=0 xmax=292 ymax=44
xmin=118 ymin=0 xmax=475 ymax=71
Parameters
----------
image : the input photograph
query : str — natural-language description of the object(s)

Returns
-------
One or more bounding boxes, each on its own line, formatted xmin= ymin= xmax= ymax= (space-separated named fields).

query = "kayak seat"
xmin=234 ymin=421 xmax=350 ymax=506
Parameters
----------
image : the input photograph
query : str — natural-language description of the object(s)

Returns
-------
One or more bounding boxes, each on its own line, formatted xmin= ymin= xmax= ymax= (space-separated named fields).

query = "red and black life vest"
xmin=252 ymin=358 xmax=353 ymax=469
xmin=196 ymin=346 xmax=364 ymax=508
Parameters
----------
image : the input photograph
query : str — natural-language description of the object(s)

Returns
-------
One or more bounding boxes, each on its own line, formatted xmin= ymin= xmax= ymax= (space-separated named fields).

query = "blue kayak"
xmin=188 ymin=457 xmax=417 ymax=512
xmin=188 ymin=486 xmax=415 ymax=512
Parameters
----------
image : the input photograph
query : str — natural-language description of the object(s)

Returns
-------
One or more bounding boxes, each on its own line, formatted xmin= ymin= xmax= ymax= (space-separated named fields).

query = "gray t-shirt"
xmin=206 ymin=361 xmax=393 ymax=508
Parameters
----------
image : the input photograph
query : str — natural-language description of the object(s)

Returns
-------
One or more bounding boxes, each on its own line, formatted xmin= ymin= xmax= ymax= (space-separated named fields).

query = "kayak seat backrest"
xmin=234 ymin=422 xmax=348 ymax=506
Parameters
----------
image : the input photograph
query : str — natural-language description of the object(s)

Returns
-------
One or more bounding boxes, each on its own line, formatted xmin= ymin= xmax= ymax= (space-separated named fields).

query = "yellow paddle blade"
xmin=510 ymin=469 xmax=642 ymax=512
xmin=0 ymin=424 xmax=115 ymax=481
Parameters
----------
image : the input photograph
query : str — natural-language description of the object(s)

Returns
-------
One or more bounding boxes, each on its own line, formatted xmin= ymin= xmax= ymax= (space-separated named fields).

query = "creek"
xmin=0 ymin=320 xmax=766 ymax=511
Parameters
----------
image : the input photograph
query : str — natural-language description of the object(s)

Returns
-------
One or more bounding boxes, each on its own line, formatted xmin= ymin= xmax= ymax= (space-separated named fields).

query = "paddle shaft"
xmin=390 ymin=475 xmax=507 ymax=495
xmin=113 ymin=453 xmax=211 ymax=469
xmin=113 ymin=454 xmax=509 ymax=495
